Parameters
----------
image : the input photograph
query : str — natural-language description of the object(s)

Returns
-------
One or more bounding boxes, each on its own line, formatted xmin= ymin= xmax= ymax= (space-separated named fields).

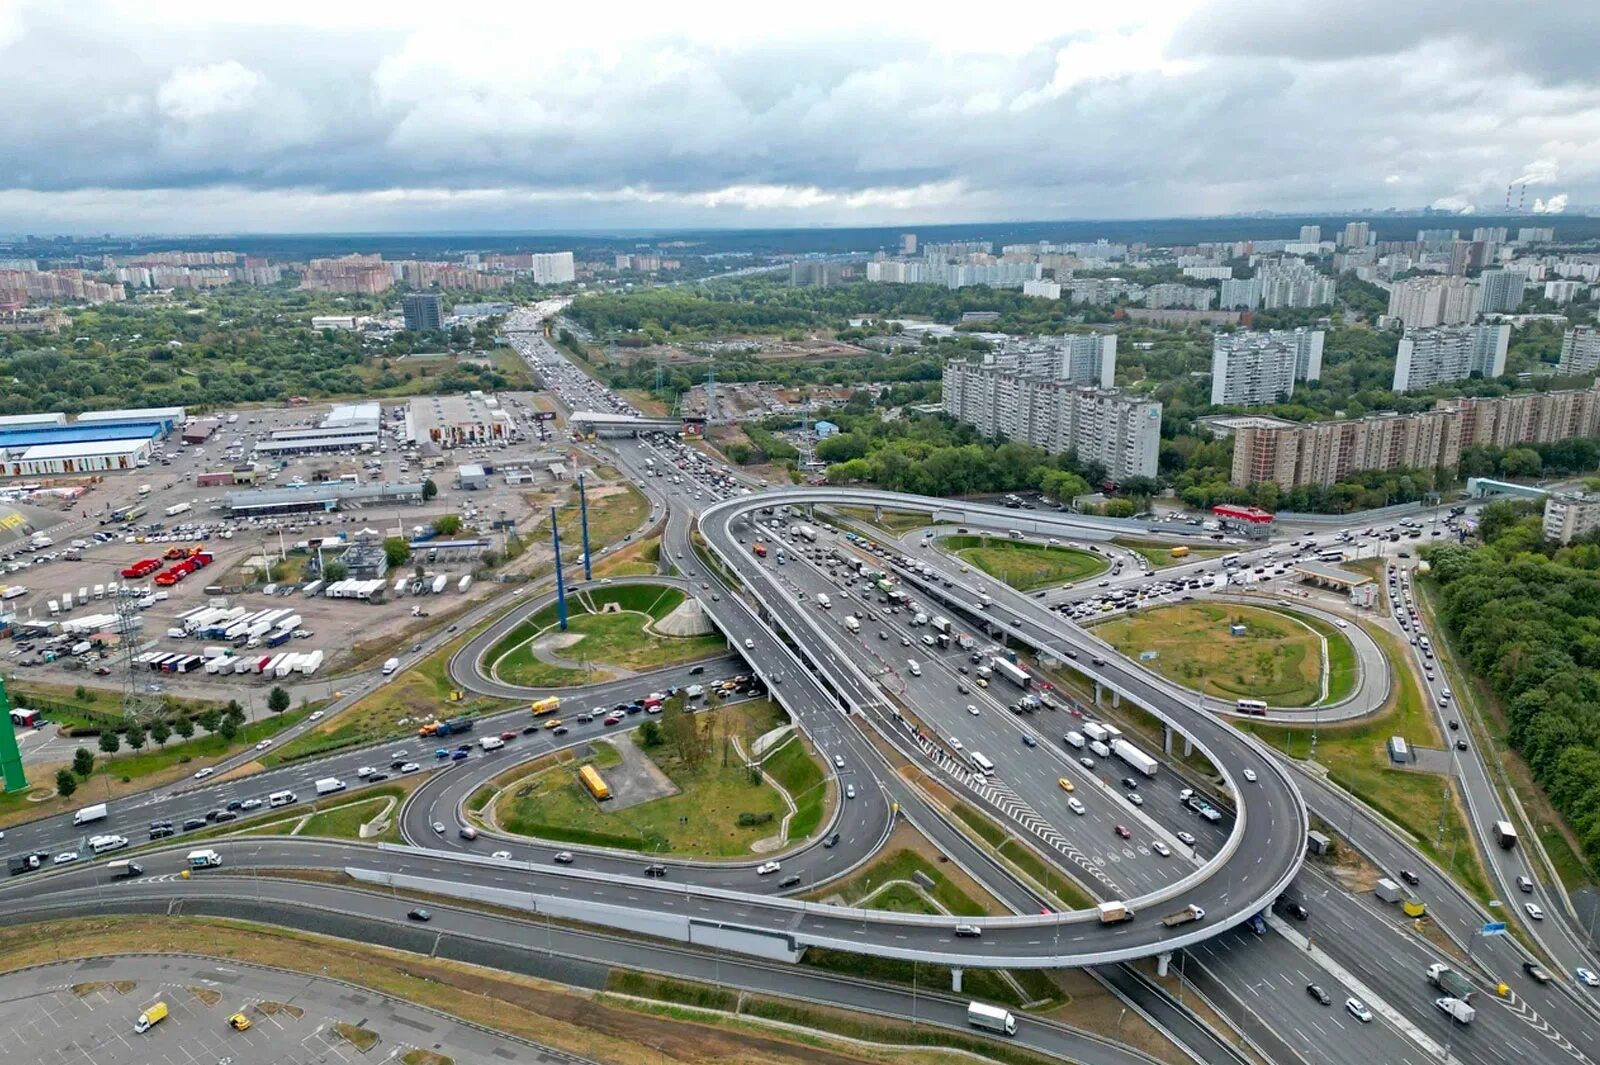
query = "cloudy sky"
xmin=2 ymin=0 xmax=1597 ymax=233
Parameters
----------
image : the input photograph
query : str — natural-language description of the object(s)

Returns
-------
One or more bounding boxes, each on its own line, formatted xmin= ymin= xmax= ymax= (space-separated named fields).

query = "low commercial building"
xmin=181 ymin=419 xmax=219 ymax=444
xmin=4 ymin=438 xmax=153 ymax=476
xmin=222 ymin=481 xmax=425 ymax=516
xmin=407 ymin=393 xmax=516 ymax=448
xmin=457 ymin=463 xmax=489 ymax=490
xmin=74 ymin=406 xmax=185 ymax=434
xmin=337 ymin=539 xmax=390 ymax=580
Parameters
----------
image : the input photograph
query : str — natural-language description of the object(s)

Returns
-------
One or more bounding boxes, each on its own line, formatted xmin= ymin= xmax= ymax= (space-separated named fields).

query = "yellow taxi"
xmin=1057 ymin=777 xmax=1075 ymax=793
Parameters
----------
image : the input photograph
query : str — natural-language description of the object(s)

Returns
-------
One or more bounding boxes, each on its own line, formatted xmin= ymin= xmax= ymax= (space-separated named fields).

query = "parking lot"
xmin=0 ymin=955 xmax=546 ymax=1065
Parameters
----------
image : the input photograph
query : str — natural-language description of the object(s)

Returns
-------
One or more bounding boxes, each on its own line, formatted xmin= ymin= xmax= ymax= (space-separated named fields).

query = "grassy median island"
xmin=487 ymin=583 xmax=726 ymax=688
xmin=491 ymin=700 xmax=824 ymax=857
xmin=1097 ymin=601 xmax=1355 ymax=707
xmin=943 ymin=535 xmax=1107 ymax=591
xmin=1112 ymin=538 xmax=1231 ymax=569
xmin=1238 ymin=620 xmax=1494 ymax=906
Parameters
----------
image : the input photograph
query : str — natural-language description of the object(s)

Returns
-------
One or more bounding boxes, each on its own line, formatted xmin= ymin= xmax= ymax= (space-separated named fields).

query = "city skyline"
xmin=0 ymin=1 xmax=1596 ymax=233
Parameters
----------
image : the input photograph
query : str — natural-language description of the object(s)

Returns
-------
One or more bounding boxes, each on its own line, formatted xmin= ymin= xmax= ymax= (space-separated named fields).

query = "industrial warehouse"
xmin=0 ymin=405 xmax=184 ymax=476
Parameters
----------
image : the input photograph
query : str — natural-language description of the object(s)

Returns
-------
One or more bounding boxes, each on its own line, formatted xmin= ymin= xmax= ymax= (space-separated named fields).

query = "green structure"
xmin=0 ymin=676 xmax=27 ymax=792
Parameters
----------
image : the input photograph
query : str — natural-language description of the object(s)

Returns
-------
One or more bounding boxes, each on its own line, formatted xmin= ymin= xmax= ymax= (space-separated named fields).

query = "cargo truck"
xmin=107 ymin=860 xmax=143 ymax=880
xmin=1160 ymin=904 xmax=1206 ymax=927
xmin=991 ymin=658 xmax=1031 ymax=688
xmin=966 ymin=1001 xmax=1017 ymax=1036
xmin=134 ymin=1001 xmax=168 ymax=1033
xmin=844 ymin=616 xmax=860 ymax=633
xmin=187 ymin=849 xmax=222 ymax=869
xmin=314 ymin=777 xmax=346 ymax=796
xmin=1436 ymin=997 xmax=1476 ymax=1025
xmin=1097 ymin=900 xmax=1133 ymax=924
xmin=1082 ymin=722 xmax=1110 ymax=743
xmin=1493 ymin=820 xmax=1518 ymax=849
xmin=1425 ymin=964 xmax=1475 ymax=1002
xmin=382 ymin=657 xmax=401 ymax=675
xmin=73 ymin=803 xmax=109 ymax=826
xmin=1112 ymin=738 xmax=1158 ymax=777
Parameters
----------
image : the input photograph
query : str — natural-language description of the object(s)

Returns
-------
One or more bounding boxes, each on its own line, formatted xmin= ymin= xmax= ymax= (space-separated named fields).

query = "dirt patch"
xmin=603 ymin=733 xmax=681 ymax=812
xmin=255 ymin=1000 xmax=305 ymax=1019
xmin=333 ymin=1021 xmax=380 ymax=1051
xmin=188 ymin=986 xmax=221 ymax=1007
xmin=72 ymin=980 xmax=134 ymax=997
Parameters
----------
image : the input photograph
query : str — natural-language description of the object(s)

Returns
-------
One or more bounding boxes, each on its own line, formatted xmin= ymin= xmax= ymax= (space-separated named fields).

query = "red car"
xmin=1113 ymin=824 xmax=1131 ymax=840
xmin=603 ymin=714 xmax=623 ymax=726
xmin=499 ymin=731 xmax=517 ymax=741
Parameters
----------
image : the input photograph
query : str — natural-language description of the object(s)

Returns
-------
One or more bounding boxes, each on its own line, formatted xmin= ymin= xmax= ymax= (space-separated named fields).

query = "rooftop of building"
xmin=0 ymin=422 xmax=164 ymax=449
xmin=17 ymin=438 xmax=151 ymax=460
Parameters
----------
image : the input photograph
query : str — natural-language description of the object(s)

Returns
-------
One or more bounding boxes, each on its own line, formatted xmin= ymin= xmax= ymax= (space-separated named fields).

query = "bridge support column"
xmin=1163 ymin=725 xmax=1174 ymax=755
xmin=1093 ymin=682 xmax=1104 ymax=706
xmin=1183 ymin=737 xmax=1194 ymax=758
xmin=1111 ymin=690 xmax=1121 ymax=708
xmin=874 ymin=504 xmax=883 ymax=523
xmin=951 ymin=968 xmax=963 ymax=993
xmin=1156 ymin=952 xmax=1172 ymax=977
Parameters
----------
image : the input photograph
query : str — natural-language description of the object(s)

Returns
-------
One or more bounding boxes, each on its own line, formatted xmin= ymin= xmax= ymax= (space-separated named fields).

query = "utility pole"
xmin=550 ymin=505 xmax=568 ymax=631
xmin=578 ymin=474 xmax=593 ymax=582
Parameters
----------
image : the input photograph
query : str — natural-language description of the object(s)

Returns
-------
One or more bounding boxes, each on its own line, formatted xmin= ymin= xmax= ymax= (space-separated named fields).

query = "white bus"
xmin=1220 ymin=554 xmax=1242 ymax=569
xmin=970 ymin=752 xmax=996 ymax=776
xmin=1235 ymin=698 xmax=1268 ymax=715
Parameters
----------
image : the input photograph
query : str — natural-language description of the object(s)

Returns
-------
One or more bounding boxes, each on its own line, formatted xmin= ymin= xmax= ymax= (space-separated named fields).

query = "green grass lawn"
xmin=943 ymin=535 xmax=1107 ymax=591
xmin=822 ymin=848 xmax=987 ymax=917
xmin=948 ymin=803 xmax=1097 ymax=909
xmin=835 ymin=506 xmax=932 ymax=535
xmin=487 ymin=583 xmax=725 ymax=687
xmin=493 ymin=703 xmax=805 ymax=857
xmin=1113 ymin=538 xmax=1231 ymax=569
xmin=548 ymin=483 xmax=650 ymax=564
xmin=761 ymin=736 xmax=828 ymax=839
xmin=1238 ymin=622 xmax=1495 ymax=906
xmin=297 ymin=796 xmax=391 ymax=839
xmin=1097 ymin=602 xmax=1348 ymax=707
xmin=265 ymin=619 xmax=515 ymax=767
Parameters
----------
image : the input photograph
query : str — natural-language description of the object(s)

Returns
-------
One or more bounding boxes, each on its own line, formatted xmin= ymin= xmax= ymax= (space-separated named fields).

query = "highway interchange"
xmin=3 ymin=298 xmax=1599 ymax=1065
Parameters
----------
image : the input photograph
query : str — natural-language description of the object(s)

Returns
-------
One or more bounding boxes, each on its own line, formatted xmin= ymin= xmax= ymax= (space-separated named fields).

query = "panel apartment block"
xmin=942 ymin=360 xmax=1159 ymax=480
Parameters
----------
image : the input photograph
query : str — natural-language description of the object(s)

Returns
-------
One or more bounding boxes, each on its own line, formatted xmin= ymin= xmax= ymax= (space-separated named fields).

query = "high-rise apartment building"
xmin=1225 ymin=379 xmax=1600 ymax=488
xmin=1518 ymin=227 xmax=1556 ymax=244
xmin=1393 ymin=324 xmax=1510 ymax=392
xmin=941 ymin=360 xmax=1160 ymax=479
xmin=1385 ymin=275 xmax=1481 ymax=329
xmin=527 ymin=252 xmax=575 ymax=285
xmin=1146 ymin=284 xmax=1217 ymax=310
xmin=402 ymin=292 xmax=445 ymax=333
xmin=899 ymin=233 xmax=918 ymax=255
xmin=790 ymin=261 xmax=848 ymax=287
xmin=1299 ymin=225 xmax=1322 ymax=244
xmin=1219 ymin=277 xmax=1261 ymax=310
xmin=990 ymin=334 xmax=1118 ymax=388
xmin=1542 ymin=493 xmax=1600 ymax=545
xmin=1476 ymin=269 xmax=1527 ymax=313
xmin=1339 ymin=222 xmax=1372 ymax=248
xmin=1209 ymin=329 xmax=1325 ymax=407
xmin=1472 ymin=227 xmax=1509 ymax=245
xmin=1559 ymin=326 xmax=1600 ymax=377
xmin=1255 ymin=261 xmax=1335 ymax=308
xmin=1182 ymin=265 xmax=1233 ymax=280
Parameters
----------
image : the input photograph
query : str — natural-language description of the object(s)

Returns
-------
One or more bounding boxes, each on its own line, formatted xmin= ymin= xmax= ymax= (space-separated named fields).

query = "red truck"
xmin=752 ymin=543 xmax=768 ymax=558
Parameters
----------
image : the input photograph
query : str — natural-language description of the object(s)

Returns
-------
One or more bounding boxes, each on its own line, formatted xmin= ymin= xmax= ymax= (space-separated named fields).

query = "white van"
xmin=907 ymin=660 xmax=922 ymax=677
xmin=267 ymin=790 xmax=298 ymax=808
xmin=1064 ymin=731 xmax=1085 ymax=749
xmin=479 ymin=735 xmax=505 ymax=751
xmin=314 ymin=778 xmax=345 ymax=796
xmin=1089 ymin=740 xmax=1111 ymax=758
xmin=817 ymin=593 xmax=832 ymax=609
xmin=88 ymin=834 xmax=129 ymax=855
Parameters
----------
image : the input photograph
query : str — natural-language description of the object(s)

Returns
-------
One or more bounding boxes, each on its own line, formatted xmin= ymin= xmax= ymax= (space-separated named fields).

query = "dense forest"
xmin=1430 ymin=503 xmax=1600 ymax=866
xmin=0 ymin=285 xmax=514 ymax=414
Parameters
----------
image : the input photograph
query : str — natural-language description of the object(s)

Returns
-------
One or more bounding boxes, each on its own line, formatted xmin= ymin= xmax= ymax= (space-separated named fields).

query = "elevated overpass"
xmin=569 ymin=411 xmax=686 ymax=436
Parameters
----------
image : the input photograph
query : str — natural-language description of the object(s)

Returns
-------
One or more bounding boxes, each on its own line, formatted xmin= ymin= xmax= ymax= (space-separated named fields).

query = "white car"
xmin=833 ymin=755 xmax=845 ymax=769
xmin=1127 ymin=793 xmax=1144 ymax=806
xmin=846 ymin=784 xmax=856 ymax=800
xmin=356 ymin=766 xmax=376 ymax=778
xmin=431 ymin=821 xmax=445 ymax=834
xmin=254 ymin=739 xmax=273 ymax=751
xmin=1176 ymin=830 xmax=1197 ymax=846
xmin=308 ymin=710 xmax=324 ymax=722
xmin=1576 ymin=967 xmax=1599 ymax=987
xmin=240 ymin=798 xmax=263 ymax=810
xmin=967 ymin=704 xmax=980 ymax=716
xmin=1243 ymin=769 xmax=1257 ymax=783
xmin=1525 ymin=902 xmax=1546 ymax=921
xmin=744 ymin=638 xmax=755 ymax=649
xmin=756 ymin=861 xmax=781 ymax=875
xmin=193 ymin=767 xmax=216 ymax=780
xmin=53 ymin=851 xmax=79 ymax=865
xmin=1151 ymin=840 xmax=1172 ymax=857
xmin=400 ymin=762 xmax=421 ymax=774
xmin=491 ymin=850 xmax=513 ymax=861
xmin=1345 ymin=998 xmax=1373 ymax=1023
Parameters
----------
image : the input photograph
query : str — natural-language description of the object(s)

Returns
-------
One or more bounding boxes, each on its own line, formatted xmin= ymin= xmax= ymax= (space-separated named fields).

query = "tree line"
xmin=1430 ymin=503 xmax=1600 ymax=867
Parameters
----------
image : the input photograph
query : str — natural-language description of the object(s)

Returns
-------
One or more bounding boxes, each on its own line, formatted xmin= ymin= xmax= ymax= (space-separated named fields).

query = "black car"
xmin=225 ymin=799 xmax=244 ymax=812
xmin=1121 ymin=777 xmax=1139 ymax=790
xmin=522 ymin=724 xmax=540 ymax=734
xmin=181 ymin=817 xmax=206 ymax=831
xmin=688 ymin=665 xmax=704 ymax=676
xmin=1399 ymin=869 xmax=1421 ymax=886
xmin=1523 ymin=961 xmax=1552 ymax=984
xmin=1281 ymin=901 xmax=1309 ymax=921
xmin=1306 ymin=983 xmax=1331 ymax=1005
xmin=552 ymin=727 xmax=569 ymax=736
xmin=213 ymin=811 xmax=237 ymax=823
xmin=390 ymin=759 xmax=408 ymax=769
xmin=778 ymin=874 xmax=801 ymax=889
xmin=407 ymin=908 xmax=432 ymax=922
xmin=148 ymin=826 xmax=175 ymax=840
xmin=644 ymin=864 xmax=668 ymax=878
xmin=823 ymin=832 xmax=841 ymax=849
xmin=203 ymin=809 xmax=224 ymax=822
xmin=1455 ymin=739 xmax=1469 ymax=751
xmin=367 ymin=773 xmax=389 ymax=782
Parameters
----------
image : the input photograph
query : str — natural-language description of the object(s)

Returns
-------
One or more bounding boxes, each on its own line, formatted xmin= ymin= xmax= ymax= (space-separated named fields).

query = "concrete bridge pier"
xmin=1163 ymin=725 xmax=1174 ymax=755
xmin=951 ymin=968 xmax=963 ymax=993
xmin=1157 ymin=952 xmax=1173 ymax=977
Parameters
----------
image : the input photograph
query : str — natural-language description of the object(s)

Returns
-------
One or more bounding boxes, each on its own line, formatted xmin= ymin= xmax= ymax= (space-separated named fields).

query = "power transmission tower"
xmin=113 ymin=580 xmax=163 ymax=725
